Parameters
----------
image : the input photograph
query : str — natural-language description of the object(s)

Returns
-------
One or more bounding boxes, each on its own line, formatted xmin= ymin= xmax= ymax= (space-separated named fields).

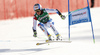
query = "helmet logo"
xmin=35 ymin=6 xmax=38 ymax=10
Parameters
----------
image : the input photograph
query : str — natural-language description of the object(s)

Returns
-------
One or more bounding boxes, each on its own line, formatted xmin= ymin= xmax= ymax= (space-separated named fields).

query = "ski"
xmin=36 ymin=40 xmax=72 ymax=45
xmin=46 ymin=40 xmax=72 ymax=43
xmin=36 ymin=40 xmax=53 ymax=45
xmin=36 ymin=42 xmax=49 ymax=45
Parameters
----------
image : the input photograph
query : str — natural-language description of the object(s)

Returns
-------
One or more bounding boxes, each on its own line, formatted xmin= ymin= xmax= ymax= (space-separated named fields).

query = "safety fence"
xmin=0 ymin=0 xmax=100 ymax=20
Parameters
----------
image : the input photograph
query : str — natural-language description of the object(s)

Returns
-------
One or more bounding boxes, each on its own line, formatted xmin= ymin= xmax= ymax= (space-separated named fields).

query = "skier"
xmin=32 ymin=3 xmax=66 ymax=40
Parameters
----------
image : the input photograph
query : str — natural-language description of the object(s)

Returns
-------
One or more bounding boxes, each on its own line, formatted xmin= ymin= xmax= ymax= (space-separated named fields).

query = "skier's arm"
xmin=45 ymin=8 xmax=61 ymax=15
xmin=32 ymin=16 xmax=37 ymax=37
xmin=45 ymin=8 xmax=66 ymax=20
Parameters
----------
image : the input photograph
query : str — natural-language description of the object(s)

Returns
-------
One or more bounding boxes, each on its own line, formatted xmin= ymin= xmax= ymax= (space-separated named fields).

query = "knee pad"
xmin=52 ymin=22 xmax=54 ymax=25
xmin=48 ymin=19 xmax=54 ymax=25
xmin=38 ymin=23 xmax=44 ymax=27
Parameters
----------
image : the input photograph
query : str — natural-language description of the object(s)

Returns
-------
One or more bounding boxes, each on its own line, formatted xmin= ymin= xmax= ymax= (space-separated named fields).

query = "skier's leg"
xmin=38 ymin=23 xmax=52 ymax=40
xmin=50 ymin=24 xmax=61 ymax=40
xmin=46 ymin=19 xmax=61 ymax=40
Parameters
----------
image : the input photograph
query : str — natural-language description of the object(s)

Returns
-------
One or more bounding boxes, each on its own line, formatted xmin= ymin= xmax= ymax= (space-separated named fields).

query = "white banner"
xmin=70 ymin=7 xmax=91 ymax=25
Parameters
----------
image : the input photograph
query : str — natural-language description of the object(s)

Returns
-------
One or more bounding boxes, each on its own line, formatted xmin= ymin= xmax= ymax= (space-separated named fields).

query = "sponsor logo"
xmin=35 ymin=6 xmax=38 ymax=10
xmin=39 ymin=15 xmax=48 ymax=20
xmin=72 ymin=12 xmax=86 ymax=17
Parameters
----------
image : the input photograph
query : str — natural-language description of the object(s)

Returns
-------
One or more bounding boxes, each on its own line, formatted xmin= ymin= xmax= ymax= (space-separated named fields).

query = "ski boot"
xmin=46 ymin=35 xmax=52 ymax=42
xmin=56 ymin=34 xmax=62 ymax=41
xmin=48 ymin=35 xmax=52 ymax=41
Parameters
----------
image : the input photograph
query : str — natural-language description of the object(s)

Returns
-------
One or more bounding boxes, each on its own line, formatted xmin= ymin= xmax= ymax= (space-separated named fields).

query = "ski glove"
xmin=33 ymin=29 xmax=37 ymax=37
xmin=33 ymin=31 xmax=37 ymax=37
xmin=60 ymin=15 xmax=66 ymax=20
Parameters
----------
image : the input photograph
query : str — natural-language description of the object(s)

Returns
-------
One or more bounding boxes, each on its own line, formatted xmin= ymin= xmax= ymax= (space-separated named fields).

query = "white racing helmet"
xmin=33 ymin=4 xmax=42 ymax=11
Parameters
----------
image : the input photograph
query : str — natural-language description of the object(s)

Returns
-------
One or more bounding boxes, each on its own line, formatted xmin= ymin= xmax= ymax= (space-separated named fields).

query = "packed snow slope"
xmin=0 ymin=7 xmax=100 ymax=55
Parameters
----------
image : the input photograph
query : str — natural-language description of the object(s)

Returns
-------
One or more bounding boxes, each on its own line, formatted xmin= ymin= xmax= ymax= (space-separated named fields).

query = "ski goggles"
xmin=35 ymin=9 xmax=41 ymax=12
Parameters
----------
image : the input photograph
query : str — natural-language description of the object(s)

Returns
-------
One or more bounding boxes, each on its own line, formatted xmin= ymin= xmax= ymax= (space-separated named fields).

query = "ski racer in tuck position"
xmin=32 ymin=3 xmax=66 ymax=40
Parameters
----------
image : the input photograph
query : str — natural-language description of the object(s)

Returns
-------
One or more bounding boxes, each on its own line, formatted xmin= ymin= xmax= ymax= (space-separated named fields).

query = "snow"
xmin=0 ymin=7 xmax=100 ymax=55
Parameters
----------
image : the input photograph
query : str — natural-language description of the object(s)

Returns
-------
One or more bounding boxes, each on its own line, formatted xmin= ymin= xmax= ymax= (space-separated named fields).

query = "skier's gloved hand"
xmin=60 ymin=15 xmax=66 ymax=20
xmin=32 ymin=28 xmax=37 ymax=37
xmin=33 ymin=31 xmax=37 ymax=37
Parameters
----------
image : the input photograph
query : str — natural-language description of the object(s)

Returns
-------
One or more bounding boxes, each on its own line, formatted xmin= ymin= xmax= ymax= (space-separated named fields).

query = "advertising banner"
xmin=69 ymin=7 xmax=91 ymax=25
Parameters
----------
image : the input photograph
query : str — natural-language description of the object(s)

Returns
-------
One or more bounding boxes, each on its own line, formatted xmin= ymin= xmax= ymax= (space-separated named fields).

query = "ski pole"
xmin=66 ymin=8 xmax=83 ymax=17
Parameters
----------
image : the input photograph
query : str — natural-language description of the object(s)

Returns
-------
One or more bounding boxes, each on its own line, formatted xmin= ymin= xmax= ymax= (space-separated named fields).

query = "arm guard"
xmin=56 ymin=9 xmax=62 ymax=15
